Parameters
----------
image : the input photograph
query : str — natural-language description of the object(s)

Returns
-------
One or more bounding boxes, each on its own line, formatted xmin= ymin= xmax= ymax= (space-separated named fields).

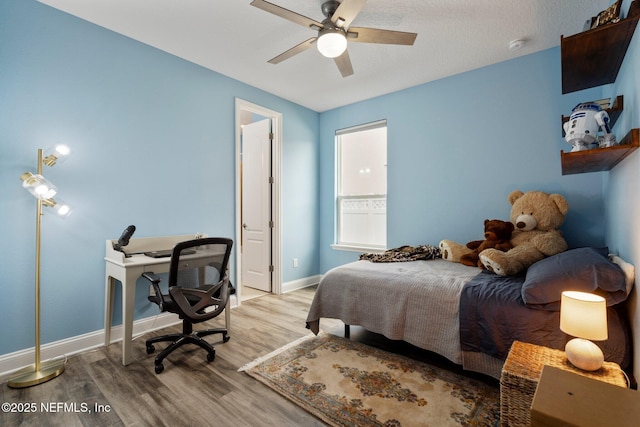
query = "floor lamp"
xmin=8 ymin=145 xmax=72 ymax=388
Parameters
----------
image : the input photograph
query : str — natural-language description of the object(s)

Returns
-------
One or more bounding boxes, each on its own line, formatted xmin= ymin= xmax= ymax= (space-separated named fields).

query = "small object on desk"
xmin=144 ymin=249 xmax=195 ymax=258
xmin=531 ymin=365 xmax=637 ymax=427
xmin=500 ymin=341 xmax=626 ymax=427
xmin=113 ymin=225 xmax=136 ymax=256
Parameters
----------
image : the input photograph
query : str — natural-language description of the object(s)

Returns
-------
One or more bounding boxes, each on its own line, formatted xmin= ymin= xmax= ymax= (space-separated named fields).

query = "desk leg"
xmin=104 ymin=275 xmax=115 ymax=347
xmin=121 ymin=271 xmax=137 ymax=365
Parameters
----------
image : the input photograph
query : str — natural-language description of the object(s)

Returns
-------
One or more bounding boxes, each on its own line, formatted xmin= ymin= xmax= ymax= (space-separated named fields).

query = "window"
xmin=334 ymin=121 xmax=387 ymax=250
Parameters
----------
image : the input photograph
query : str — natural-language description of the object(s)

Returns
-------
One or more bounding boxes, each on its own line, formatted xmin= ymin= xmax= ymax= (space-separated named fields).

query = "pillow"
xmin=521 ymin=247 xmax=628 ymax=311
xmin=610 ymin=254 xmax=635 ymax=295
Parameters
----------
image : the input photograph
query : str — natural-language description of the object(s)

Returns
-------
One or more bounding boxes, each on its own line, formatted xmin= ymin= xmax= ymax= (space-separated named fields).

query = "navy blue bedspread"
xmin=459 ymin=270 xmax=632 ymax=369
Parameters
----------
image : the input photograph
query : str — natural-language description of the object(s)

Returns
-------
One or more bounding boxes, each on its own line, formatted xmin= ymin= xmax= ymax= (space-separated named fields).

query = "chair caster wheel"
xmin=207 ymin=352 xmax=216 ymax=363
xmin=146 ymin=344 xmax=155 ymax=354
xmin=223 ymin=335 xmax=230 ymax=343
xmin=155 ymin=363 xmax=164 ymax=374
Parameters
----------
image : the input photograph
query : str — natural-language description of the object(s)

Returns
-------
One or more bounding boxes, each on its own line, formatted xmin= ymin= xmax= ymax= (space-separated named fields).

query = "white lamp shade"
xmin=560 ymin=291 xmax=608 ymax=340
xmin=43 ymin=197 xmax=72 ymax=217
xmin=55 ymin=203 xmax=72 ymax=217
xmin=317 ymin=30 xmax=347 ymax=58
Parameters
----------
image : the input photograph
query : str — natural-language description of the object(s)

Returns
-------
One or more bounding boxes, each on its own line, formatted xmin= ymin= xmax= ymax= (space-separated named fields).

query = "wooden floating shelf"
xmin=561 ymin=128 xmax=639 ymax=175
xmin=561 ymin=16 xmax=639 ymax=94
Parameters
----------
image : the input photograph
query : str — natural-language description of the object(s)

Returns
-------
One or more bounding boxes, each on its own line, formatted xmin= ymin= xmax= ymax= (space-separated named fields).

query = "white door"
xmin=241 ymin=119 xmax=272 ymax=292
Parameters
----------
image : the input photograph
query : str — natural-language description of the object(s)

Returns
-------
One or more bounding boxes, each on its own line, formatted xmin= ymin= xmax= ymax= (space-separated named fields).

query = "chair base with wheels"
xmin=145 ymin=318 xmax=229 ymax=374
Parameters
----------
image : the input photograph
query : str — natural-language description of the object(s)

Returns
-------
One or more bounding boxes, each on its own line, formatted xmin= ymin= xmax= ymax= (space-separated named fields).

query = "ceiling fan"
xmin=250 ymin=0 xmax=418 ymax=77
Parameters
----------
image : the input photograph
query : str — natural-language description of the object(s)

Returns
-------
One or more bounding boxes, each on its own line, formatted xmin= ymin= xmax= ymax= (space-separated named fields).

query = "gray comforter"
xmin=306 ymin=259 xmax=478 ymax=365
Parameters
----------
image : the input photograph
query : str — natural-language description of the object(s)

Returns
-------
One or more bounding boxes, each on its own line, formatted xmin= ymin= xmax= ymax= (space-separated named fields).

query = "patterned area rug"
xmin=240 ymin=333 xmax=500 ymax=426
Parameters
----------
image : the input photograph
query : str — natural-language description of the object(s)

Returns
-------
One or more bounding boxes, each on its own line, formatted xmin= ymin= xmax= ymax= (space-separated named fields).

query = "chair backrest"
xmin=168 ymin=237 xmax=233 ymax=323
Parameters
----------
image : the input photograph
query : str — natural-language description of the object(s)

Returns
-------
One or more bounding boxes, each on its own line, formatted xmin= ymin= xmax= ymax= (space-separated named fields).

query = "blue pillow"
xmin=521 ymin=247 xmax=627 ymax=311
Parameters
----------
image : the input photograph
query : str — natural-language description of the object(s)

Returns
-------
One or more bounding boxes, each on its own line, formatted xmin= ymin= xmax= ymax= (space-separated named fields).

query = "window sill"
xmin=331 ymin=244 xmax=386 ymax=253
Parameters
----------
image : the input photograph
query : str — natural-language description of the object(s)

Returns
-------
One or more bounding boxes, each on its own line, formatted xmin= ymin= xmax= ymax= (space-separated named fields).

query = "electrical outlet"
xmin=293 ymin=258 xmax=298 ymax=268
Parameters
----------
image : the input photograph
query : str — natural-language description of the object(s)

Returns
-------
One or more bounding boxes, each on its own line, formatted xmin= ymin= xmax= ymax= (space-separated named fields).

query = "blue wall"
xmin=0 ymin=0 xmax=319 ymax=355
xmin=319 ymin=48 xmax=607 ymax=271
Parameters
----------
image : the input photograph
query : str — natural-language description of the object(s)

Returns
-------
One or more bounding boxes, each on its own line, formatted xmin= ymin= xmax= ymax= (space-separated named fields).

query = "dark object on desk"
xmin=143 ymin=237 xmax=233 ymax=374
xmin=144 ymin=248 xmax=195 ymax=258
xmin=113 ymin=225 xmax=136 ymax=256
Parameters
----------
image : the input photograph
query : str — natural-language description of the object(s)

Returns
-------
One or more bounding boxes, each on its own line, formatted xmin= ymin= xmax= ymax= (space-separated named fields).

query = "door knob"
xmin=242 ymin=223 xmax=248 ymax=229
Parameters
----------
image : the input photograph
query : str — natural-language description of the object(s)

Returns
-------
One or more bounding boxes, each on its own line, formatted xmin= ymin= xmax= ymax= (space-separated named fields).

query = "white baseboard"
xmin=0 ymin=312 xmax=181 ymax=379
xmin=0 ymin=285 xmax=286 ymax=379
xmin=282 ymin=274 xmax=321 ymax=293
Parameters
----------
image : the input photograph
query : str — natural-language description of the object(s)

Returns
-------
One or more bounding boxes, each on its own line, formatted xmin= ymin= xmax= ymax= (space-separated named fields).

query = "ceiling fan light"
xmin=317 ymin=30 xmax=347 ymax=58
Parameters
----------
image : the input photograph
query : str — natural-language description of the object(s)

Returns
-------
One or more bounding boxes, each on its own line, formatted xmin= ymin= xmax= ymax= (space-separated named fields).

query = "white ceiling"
xmin=38 ymin=0 xmax=609 ymax=112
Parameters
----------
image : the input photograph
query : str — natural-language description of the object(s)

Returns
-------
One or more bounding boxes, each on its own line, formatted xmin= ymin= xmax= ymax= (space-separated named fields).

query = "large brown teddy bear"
xmin=439 ymin=190 xmax=569 ymax=276
xmin=459 ymin=219 xmax=514 ymax=268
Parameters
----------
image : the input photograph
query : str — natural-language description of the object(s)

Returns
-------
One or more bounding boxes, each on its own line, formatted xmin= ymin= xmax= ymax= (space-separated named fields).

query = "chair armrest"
xmin=142 ymin=272 xmax=167 ymax=309
xmin=142 ymin=272 xmax=161 ymax=284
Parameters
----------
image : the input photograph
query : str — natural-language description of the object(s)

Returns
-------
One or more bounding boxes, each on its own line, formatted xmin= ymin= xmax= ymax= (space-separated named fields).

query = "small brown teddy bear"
xmin=459 ymin=219 xmax=514 ymax=268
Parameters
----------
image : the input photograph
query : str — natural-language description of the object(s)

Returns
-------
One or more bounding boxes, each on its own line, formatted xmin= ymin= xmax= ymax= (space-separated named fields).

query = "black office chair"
xmin=143 ymin=237 xmax=233 ymax=374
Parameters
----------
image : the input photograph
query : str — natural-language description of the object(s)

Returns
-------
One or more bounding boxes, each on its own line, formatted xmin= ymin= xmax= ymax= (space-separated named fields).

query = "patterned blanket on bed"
xmin=359 ymin=244 xmax=441 ymax=262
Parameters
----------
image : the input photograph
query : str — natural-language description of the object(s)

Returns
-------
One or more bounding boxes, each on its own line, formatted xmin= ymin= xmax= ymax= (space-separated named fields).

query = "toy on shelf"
xmin=563 ymin=102 xmax=616 ymax=151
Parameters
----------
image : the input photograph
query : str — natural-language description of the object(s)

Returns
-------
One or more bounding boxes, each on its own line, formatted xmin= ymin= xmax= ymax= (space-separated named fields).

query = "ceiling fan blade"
xmin=348 ymin=27 xmax=417 ymax=45
xmin=268 ymin=37 xmax=317 ymax=64
xmin=334 ymin=50 xmax=354 ymax=77
xmin=251 ymin=0 xmax=323 ymax=30
xmin=331 ymin=0 xmax=366 ymax=28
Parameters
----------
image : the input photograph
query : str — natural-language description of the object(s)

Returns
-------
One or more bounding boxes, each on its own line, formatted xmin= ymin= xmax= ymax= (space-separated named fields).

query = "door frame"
xmin=235 ymin=98 xmax=282 ymax=303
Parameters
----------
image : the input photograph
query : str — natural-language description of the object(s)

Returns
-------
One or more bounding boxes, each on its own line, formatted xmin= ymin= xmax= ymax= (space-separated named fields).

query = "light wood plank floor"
xmin=1 ymin=286 xmax=496 ymax=426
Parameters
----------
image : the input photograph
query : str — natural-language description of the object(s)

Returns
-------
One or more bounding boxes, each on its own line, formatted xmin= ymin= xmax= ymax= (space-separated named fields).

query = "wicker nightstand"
xmin=500 ymin=341 xmax=627 ymax=427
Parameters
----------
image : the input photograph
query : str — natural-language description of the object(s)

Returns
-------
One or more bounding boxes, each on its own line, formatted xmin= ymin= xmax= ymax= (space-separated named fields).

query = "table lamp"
xmin=560 ymin=291 xmax=608 ymax=371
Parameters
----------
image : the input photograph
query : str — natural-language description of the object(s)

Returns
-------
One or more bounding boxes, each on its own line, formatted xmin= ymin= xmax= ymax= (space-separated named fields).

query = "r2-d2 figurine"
xmin=563 ymin=102 xmax=616 ymax=152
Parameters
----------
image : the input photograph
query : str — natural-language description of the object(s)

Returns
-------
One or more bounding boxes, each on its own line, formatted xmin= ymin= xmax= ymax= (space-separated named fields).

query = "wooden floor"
xmin=0 ymin=286 xmax=497 ymax=426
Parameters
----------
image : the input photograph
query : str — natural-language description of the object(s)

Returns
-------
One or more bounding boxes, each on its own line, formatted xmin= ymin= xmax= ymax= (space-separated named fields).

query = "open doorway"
xmin=235 ymin=99 xmax=282 ymax=304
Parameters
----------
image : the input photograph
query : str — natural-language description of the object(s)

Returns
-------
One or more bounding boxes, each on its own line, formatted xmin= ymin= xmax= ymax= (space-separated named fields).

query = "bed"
xmin=306 ymin=247 xmax=634 ymax=380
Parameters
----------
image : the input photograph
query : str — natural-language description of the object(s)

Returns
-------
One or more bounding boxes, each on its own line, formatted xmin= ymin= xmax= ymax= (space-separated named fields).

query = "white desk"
xmin=104 ymin=234 xmax=230 ymax=365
